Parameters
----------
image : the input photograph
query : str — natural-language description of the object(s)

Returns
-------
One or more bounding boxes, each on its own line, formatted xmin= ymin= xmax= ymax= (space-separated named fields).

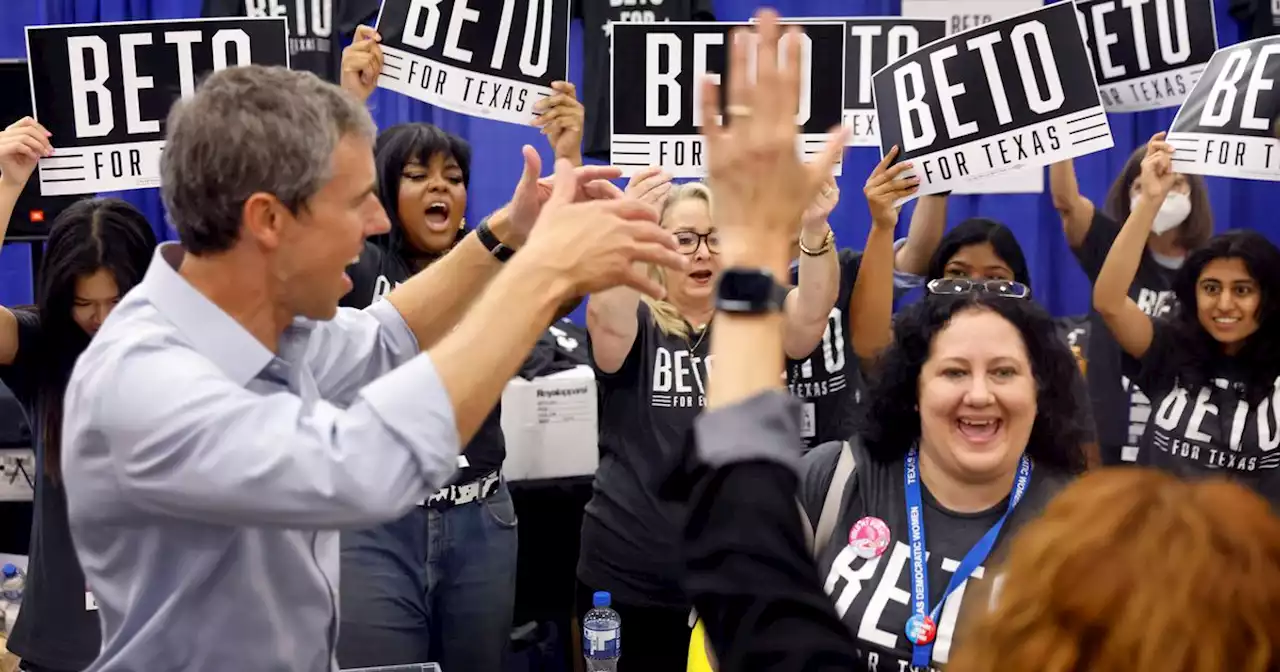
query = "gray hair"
xmin=160 ymin=65 xmax=377 ymax=255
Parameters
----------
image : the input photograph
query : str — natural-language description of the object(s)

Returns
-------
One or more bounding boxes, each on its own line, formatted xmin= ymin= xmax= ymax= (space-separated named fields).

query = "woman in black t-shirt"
xmin=1094 ymin=134 xmax=1280 ymax=506
xmin=0 ymin=118 xmax=157 ymax=672
xmin=581 ymin=176 xmax=838 ymax=670
xmin=1050 ymin=146 xmax=1214 ymax=467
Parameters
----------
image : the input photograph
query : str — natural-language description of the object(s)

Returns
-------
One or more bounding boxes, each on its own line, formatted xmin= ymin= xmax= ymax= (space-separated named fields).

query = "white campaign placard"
xmin=25 ymin=17 xmax=289 ymax=196
xmin=609 ymin=21 xmax=846 ymax=178
xmin=901 ymin=0 xmax=1045 ymax=194
xmin=1074 ymin=0 xmax=1218 ymax=112
xmin=874 ymin=1 xmax=1114 ymax=201
xmin=374 ymin=0 xmax=571 ymax=126
xmin=1167 ymin=35 xmax=1280 ymax=181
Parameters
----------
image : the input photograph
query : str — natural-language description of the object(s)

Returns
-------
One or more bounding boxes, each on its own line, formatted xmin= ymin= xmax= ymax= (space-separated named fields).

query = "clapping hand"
xmin=624 ymin=166 xmax=674 ymax=210
xmin=863 ymin=146 xmax=918 ymax=229
xmin=532 ymin=82 xmax=585 ymax=162
xmin=0 ymin=117 xmax=53 ymax=190
xmin=341 ymin=26 xmax=383 ymax=103
xmin=505 ymin=146 xmax=625 ymax=244
xmin=698 ymin=11 xmax=849 ymax=270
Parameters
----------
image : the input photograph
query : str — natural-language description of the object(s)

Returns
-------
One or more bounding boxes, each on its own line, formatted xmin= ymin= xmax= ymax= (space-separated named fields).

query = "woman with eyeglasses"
xmin=1093 ymin=134 xmax=1280 ymax=505
xmin=580 ymin=174 xmax=840 ymax=670
xmin=1050 ymin=145 xmax=1214 ymax=467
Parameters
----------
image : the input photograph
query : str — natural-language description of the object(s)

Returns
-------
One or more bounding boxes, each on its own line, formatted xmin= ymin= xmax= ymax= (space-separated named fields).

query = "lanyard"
xmin=903 ymin=448 xmax=1031 ymax=668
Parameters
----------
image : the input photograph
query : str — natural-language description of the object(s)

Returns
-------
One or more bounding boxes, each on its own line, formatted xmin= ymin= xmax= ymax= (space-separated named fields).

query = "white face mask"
xmin=1132 ymin=192 xmax=1192 ymax=235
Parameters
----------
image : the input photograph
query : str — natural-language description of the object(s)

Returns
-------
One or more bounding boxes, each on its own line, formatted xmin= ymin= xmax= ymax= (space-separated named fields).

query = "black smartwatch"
xmin=715 ymin=268 xmax=789 ymax=314
xmin=475 ymin=217 xmax=515 ymax=262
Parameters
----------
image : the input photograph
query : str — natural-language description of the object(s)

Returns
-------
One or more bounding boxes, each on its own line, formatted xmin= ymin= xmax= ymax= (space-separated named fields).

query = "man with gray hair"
xmin=59 ymin=65 xmax=683 ymax=671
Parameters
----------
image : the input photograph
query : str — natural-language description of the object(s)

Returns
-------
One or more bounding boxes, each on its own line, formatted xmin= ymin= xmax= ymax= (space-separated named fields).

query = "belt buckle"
xmin=424 ymin=470 xmax=500 ymax=511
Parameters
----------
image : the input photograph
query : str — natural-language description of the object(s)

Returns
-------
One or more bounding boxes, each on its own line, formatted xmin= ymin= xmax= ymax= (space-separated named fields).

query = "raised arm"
xmin=0 ymin=118 xmax=54 ymax=365
xmin=894 ymin=192 xmax=948 ymax=276
xmin=848 ymin=148 xmax=919 ymax=365
xmin=533 ymin=81 xmax=585 ymax=167
xmin=1049 ymin=159 xmax=1098 ymax=250
xmin=586 ymin=166 xmax=673 ymax=373
xmin=1093 ymin=134 xmax=1173 ymax=359
xmin=783 ymin=178 xmax=840 ymax=359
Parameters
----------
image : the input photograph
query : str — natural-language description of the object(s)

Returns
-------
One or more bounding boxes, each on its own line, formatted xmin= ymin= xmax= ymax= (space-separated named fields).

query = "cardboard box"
xmin=501 ymin=366 xmax=599 ymax=481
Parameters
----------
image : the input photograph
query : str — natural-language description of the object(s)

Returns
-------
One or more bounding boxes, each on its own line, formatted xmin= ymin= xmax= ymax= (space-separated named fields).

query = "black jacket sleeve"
xmin=684 ymin=392 xmax=859 ymax=671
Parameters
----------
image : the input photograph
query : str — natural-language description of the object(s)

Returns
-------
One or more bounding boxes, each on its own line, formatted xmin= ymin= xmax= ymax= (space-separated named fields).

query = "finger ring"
xmin=726 ymin=104 xmax=753 ymax=117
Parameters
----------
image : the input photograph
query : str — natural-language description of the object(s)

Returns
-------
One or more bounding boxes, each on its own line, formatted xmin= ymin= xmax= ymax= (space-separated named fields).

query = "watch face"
xmin=719 ymin=269 xmax=775 ymax=300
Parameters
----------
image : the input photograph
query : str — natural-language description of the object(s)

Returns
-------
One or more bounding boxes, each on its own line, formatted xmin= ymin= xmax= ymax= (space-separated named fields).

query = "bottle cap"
xmin=593 ymin=591 xmax=611 ymax=608
xmin=0 ymin=563 xmax=16 ymax=577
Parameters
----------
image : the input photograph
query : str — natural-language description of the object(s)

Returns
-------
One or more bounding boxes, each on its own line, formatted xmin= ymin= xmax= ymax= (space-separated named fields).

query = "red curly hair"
xmin=950 ymin=468 xmax=1280 ymax=672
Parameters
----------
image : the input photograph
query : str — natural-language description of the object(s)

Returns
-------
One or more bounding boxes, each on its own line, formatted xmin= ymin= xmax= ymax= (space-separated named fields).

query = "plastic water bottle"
xmin=0 ymin=564 xmax=23 ymax=602
xmin=582 ymin=591 xmax=621 ymax=671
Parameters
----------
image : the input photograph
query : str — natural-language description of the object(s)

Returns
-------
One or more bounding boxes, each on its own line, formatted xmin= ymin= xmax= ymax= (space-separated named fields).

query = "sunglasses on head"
xmin=927 ymin=277 xmax=1031 ymax=299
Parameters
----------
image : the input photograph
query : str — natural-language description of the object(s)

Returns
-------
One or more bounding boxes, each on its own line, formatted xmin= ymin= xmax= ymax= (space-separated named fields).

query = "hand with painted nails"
xmin=0 ymin=117 xmax=53 ymax=189
xmin=532 ymin=81 xmax=585 ymax=164
xmin=864 ymin=146 xmax=919 ymax=229
xmin=340 ymin=25 xmax=383 ymax=103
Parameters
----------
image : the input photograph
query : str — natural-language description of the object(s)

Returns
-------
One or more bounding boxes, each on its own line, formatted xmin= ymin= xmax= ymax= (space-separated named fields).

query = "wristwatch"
xmin=475 ymin=217 xmax=515 ymax=262
xmin=715 ymin=268 xmax=789 ymax=314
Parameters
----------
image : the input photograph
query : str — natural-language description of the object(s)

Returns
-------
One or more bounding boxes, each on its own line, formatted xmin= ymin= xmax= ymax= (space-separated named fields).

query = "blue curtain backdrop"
xmin=0 ymin=0 xmax=1266 ymax=319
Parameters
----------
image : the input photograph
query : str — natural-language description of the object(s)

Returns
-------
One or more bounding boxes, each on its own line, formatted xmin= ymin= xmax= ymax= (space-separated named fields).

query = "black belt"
xmin=420 ymin=469 xmax=501 ymax=511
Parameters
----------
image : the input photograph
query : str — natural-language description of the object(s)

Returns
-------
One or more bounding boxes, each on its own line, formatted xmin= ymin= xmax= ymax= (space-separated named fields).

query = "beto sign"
xmin=873 ymin=1 xmax=1113 ymax=200
xmin=832 ymin=17 xmax=948 ymax=146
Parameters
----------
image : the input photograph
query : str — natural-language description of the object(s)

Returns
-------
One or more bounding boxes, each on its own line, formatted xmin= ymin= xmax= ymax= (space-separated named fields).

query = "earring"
xmin=459 ymin=217 xmax=467 ymax=230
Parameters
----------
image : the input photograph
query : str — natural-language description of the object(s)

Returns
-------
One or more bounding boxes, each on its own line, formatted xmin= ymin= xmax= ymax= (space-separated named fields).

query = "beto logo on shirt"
xmin=651 ymin=346 xmax=712 ymax=410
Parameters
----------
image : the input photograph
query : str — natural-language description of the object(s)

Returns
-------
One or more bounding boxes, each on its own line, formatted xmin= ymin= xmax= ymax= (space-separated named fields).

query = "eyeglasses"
xmin=927 ymin=277 xmax=1031 ymax=299
xmin=674 ymin=230 xmax=720 ymax=255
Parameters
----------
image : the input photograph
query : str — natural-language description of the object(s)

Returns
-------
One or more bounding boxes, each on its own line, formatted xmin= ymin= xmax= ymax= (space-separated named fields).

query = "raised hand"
xmin=802 ymin=176 xmax=839 ymax=232
xmin=863 ymin=146 xmax=918 ymax=229
xmin=532 ymin=81 xmax=585 ymax=162
xmin=1136 ymin=132 xmax=1177 ymax=202
xmin=0 ymin=117 xmax=53 ymax=189
xmin=340 ymin=26 xmax=383 ymax=103
xmin=624 ymin=166 xmax=674 ymax=210
xmin=520 ymin=158 xmax=687 ymax=298
xmin=698 ymin=10 xmax=850 ymax=268
xmin=505 ymin=145 xmax=625 ymax=244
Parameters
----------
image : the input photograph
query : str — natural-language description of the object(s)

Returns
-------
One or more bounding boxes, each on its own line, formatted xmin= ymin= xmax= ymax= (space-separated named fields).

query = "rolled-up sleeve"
xmin=66 ymin=338 xmax=459 ymax=530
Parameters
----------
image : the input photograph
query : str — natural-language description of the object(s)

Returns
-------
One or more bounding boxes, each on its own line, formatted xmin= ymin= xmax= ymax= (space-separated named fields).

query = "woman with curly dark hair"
xmin=1094 ymin=133 xmax=1280 ymax=506
xmin=950 ymin=469 xmax=1280 ymax=672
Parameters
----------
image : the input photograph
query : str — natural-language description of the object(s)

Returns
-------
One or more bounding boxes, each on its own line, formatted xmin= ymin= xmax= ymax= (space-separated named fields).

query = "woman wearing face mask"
xmin=1093 ymin=134 xmax=1280 ymax=506
xmin=336 ymin=30 xmax=589 ymax=670
xmin=581 ymin=173 xmax=839 ymax=670
xmin=0 ymin=118 xmax=158 ymax=672
xmin=1050 ymin=149 xmax=1213 ymax=467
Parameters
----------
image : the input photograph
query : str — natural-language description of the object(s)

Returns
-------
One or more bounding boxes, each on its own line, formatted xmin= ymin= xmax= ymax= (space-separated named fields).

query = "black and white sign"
xmin=374 ymin=0 xmax=570 ymax=126
xmin=811 ymin=17 xmax=948 ymax=146
xmin=1074 ymin=0 xmax=1218 ymax=112
xmin=901 ymin=0 xmax=1045 ymax=195
xmin=874 ymin=1 xmax=1113 ymax=200
xmin=610 ymin=21 xmax=846 ymax=178
xmin=1167 ymin=35 xmax=1280 ymax=181
xmin=25 ymin=17 xmax=288 ymax=196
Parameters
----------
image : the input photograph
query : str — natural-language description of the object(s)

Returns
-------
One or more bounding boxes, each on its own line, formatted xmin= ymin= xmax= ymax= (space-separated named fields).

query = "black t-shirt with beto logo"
xmin=787 ymin=249 xmax=865 ymax=448
xmin=799 ymin=439 xmax=1070 ymax=671
xmin=1126 ymin=320 xmax=1280 ymax=506
xmin=579 ymin=301 xmax=711 ymax=607
xmin=1 ymin=310 xmax=102 ymax=670
xmin=202 ymin=0 xmax=379 ymax=83
xmin=572 ymin=0 xmax=716 ymax=160
xmin=1073 ymin=210 xmax=1178 ymax=465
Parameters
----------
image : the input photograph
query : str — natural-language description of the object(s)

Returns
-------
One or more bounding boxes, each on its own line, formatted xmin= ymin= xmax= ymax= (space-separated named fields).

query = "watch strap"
xmin=475 ymin=218 xmax=515 ymax=262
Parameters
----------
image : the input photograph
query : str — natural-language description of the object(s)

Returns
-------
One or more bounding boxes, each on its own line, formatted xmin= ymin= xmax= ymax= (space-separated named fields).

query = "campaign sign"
xmin=25 ymin=17 xmax=288 ymax=196
xmin=610 ymin=21 xmax=847 ymax=178
xmin=901 ymin=0 xmax=1045 ymax=195
xmin=873 ymin=1 xmax=1113 ymax=201
xmin=1167 ymin=36 xmax=1280 ymax=181
xmin=817 ymin=17 xmax=948 ymax=146
xmin=1074 ymin=0 xmax=1218 ymax=112
xmin=375 ymin=0 xmax=570 ymax=126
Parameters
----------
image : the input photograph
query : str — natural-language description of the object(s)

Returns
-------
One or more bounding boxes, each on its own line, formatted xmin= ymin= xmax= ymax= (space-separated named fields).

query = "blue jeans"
xmin=337 ymin=481 xmax=519 ymax=671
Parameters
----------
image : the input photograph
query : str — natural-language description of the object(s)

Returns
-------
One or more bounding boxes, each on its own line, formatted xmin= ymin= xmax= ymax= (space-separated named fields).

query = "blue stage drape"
xmin=0 ymin=0 xmax=1263 ymax=319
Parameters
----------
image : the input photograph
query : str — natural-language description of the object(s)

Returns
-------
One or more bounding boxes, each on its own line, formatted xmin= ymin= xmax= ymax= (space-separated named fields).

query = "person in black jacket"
xmin=0 ymin=118 xmax=157 ymax=672
xmin=334 ymin=30 xmax=590 ymax=671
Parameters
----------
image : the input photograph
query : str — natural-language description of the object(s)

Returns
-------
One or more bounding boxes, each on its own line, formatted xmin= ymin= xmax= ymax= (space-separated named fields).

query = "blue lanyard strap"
xmin=904 ymin=449 xmax=1031 ymax=668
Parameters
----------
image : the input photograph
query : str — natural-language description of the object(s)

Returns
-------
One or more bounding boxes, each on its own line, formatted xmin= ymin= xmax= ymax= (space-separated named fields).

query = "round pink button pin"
xmin=848 ymin=516 xmax=891 ymax=559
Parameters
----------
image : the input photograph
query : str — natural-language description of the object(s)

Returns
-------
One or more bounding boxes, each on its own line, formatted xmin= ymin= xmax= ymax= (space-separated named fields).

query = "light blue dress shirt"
xmin=61 ymin=243 xmax=462 ymax=671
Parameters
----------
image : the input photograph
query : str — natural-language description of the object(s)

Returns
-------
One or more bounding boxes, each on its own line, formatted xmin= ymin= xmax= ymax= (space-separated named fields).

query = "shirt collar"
xmin=139 ymin=243 xmax=275 ymax=386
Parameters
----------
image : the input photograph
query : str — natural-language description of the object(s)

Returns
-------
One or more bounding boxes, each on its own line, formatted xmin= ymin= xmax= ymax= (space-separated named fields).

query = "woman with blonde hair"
xmin=580 ymin=168 xmax=841 ymax=670
xmin=951 ymin=469 xmax=1280 ymax=672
